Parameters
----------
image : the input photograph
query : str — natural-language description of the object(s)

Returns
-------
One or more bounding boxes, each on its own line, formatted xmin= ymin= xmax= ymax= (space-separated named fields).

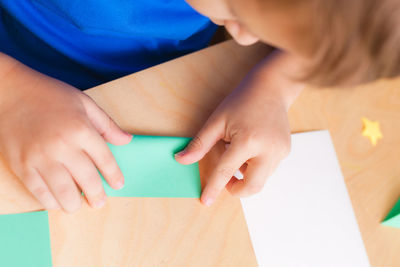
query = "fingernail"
xmin=174 ymin=150 xmax=186 ymax=158
xmin=203 ymin=197 xmax=214 ymax=207
xmin=94 ymin=195 xmax=106 ymax=209
xmin=123 ymin=130 xmax=132 ymax=137
xmin=116 ymin=180 xmax=124 ymax=190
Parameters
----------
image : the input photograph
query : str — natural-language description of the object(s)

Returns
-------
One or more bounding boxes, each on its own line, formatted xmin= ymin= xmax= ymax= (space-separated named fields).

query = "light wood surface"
xmin=1 ymin=40 xmax=399 ymax=266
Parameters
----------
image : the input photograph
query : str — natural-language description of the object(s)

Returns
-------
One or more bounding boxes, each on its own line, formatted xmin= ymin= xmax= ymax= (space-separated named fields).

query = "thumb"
xmin=80 ymin=93 xmax=132 ymax=145
xmin=175 ymin=118 xmax=224 ymax=165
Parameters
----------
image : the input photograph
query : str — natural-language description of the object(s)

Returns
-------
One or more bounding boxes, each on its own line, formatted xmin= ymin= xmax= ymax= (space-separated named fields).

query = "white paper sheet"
xmin=241 ymin=130 xmax=370 ymax=267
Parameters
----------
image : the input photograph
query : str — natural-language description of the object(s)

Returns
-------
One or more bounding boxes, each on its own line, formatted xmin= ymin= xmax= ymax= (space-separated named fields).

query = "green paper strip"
xmin=102 ymin=135 xmax=201 ymax=198
xmin=0 ymin=211 xmax=53 ymax=267
xmin=382 ymin=197 xmax=400 ymax=228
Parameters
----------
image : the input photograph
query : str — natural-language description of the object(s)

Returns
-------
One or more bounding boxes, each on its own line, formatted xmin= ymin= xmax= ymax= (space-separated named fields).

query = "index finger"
xmin=81 ymin=129 xmax=124 ymax=190
xmin=201 ymin=142 xmax=250 ymax=206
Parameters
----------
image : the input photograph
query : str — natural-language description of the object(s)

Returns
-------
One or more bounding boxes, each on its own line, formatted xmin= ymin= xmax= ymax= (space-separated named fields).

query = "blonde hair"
xmin=304 ymin=0 xmax=400 ymax=86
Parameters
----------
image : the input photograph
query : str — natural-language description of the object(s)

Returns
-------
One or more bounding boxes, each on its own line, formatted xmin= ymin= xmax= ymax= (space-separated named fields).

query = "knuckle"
xmin=69 ymin=119 xmax=91 ymax=140
xmin=241 ymin=132 xmax=262 ymax=151
xmin=44 ymin=136 xmax=68 ymax=156
xmin=188 ymin=136 xmax=203 ymax=151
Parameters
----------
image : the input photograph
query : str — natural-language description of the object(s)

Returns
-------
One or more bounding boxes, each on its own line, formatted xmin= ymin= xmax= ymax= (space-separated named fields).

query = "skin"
xmin=0 ymin=0 xmax=310 ymax=211
xmin=0 ymin=53 xmax=131 ymax=212
xmin=186 ymin=0 xmax=312 ymax=55
xmin=175 ymin=51 xmax=304 ymax=205
xmin=176 ymin=0 xmax=310 ymax=206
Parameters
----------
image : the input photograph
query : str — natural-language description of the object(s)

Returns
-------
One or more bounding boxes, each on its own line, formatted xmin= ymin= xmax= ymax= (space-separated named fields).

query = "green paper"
xmin=102 ymin=135 xmax=201 ymax=198
xmin=0 ymin=211 xmax=52 ymax=267
xmin=382 ymin=197 xmax=400 ymax=228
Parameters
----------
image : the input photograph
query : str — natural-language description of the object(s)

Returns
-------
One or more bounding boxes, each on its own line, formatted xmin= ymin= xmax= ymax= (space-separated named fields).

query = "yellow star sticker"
xmin=361 ymin=117 xmax=383 ymax=146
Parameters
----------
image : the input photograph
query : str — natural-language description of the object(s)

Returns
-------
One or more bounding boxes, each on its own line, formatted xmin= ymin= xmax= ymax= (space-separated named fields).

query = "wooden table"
xmin=0 ymin=40 xmax=399 ymax=266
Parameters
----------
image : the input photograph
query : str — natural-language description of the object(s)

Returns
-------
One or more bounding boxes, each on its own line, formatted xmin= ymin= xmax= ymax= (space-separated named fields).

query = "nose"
xmin=224 ymin=20 xmax=259 ymax=46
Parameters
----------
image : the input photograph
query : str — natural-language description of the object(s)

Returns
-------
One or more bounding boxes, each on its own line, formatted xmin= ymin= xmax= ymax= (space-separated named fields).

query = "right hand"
xmin=0 ymin=54 xmax=132 ymax=212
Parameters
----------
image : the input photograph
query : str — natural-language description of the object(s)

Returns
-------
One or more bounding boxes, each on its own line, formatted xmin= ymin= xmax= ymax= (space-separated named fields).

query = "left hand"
xmin=175 ymin=69 xmax=294 ymax=206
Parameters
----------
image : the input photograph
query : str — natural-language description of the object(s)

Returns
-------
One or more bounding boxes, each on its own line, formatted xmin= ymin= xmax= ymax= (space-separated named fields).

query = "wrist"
xmin=0 ymin=54 xmax=41 ymax=114
xmin=241 ymin=51 xmax=305 ymax=111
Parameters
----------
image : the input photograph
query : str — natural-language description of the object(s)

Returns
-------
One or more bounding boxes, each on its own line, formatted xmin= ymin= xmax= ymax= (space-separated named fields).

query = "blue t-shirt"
xmin=0 ymin=0 xmax=216 ymax=89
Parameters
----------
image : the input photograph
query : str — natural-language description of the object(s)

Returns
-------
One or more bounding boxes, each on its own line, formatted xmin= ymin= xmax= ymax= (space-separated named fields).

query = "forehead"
xmin=229 ymin=0 xmax=312 ymax=52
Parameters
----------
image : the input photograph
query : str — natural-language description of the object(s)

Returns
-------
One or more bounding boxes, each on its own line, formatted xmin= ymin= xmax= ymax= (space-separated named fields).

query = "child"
xmin=0 ymin=0 xmax=398 ymax=212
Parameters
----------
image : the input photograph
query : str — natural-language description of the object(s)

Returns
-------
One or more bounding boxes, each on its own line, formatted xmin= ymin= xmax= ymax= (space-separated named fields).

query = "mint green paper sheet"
xmin=0 ymin=211 xmax=52 ymax=267
xmin=382 ymin=197 xmax=400 ymax=228
xmin=102 ymin=135 xmax=201 ymax=198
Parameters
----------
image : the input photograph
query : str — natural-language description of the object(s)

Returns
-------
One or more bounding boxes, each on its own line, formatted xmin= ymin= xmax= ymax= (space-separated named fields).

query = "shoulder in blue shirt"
xmin=0 ymin=0 xmax=216 ymax=89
